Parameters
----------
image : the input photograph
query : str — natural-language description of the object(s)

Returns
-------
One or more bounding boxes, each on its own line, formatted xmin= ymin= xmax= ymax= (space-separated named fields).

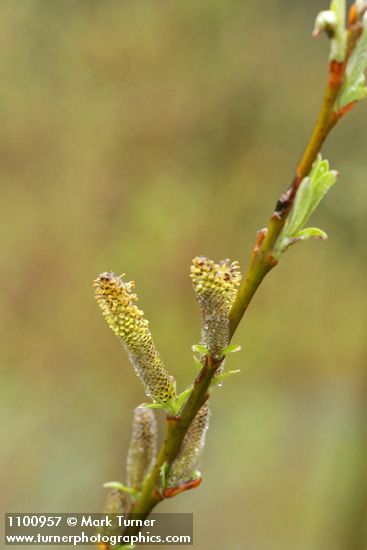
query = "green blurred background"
xmin=1 ymin=1 xmax=367 ymax=549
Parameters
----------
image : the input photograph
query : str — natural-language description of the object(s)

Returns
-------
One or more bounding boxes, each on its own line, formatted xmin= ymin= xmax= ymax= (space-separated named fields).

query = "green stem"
xmin=228 ymin=21 xmax=362 ymax=336
xmin=229 ymin=231 xmax=275 ymax=339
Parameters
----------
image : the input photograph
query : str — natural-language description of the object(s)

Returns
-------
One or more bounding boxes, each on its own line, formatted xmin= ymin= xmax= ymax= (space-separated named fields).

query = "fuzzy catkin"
xmin=167 ymin=402 xmax=210 ymax=488
xmin=94 ymin=272 xmax=176 ymax=404
xmin=126 ymin=407 xmax=157 ymax=492
xmin=190 ymin=257 xmax=241 ymax=358
xmin=104 ymin=488 xmax=128 ymax=515
xmin=102 ymin=488 xmax=129 ymax=539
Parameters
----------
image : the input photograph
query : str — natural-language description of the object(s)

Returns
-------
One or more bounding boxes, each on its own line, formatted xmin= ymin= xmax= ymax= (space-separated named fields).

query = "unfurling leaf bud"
xmin=313 ymin=1 xmax=346 ymax=62
xmin=313 ymin=10 xmax=338 ymax=38
xmin=94 ymin=272 xmax=176 ymax=404
xmin=167 ymin=402 xmax=210 ymax=488
xmin=273 ymin=155 xmax=337 ymax=259
xmin=126 ymin=406 xmax=157 ymax=492
xmin=190 ymin=257 xmax=241 ymax=358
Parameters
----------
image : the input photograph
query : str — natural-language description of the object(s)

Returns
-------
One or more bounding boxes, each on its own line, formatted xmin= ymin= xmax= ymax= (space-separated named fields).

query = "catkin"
xmin=104 ymin=488 xmax=128 ymax=515
xmin=190 ymin=257 xmax=241 ymax=358
xmin=126 ymin=406 xmax=157 ymax=491
xmin=102 ymin=488 xmax=129 ymax=539
xmin=167 ymin=402 xmax=210 ymax=488
xmin=94 ymin=272 xmax=176 ymax=404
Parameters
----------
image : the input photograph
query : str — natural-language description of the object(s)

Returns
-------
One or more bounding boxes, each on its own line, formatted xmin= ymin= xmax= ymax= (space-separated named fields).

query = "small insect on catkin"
xmin=190 ymin=257 xmax=241 ymax=358
xmin=94 ymin=272 xmax=176 ymax=404
xmin=126 ymin=406 xmax=157 ymax=492
xmin=167 ymin=402 xmax=210 ymax=488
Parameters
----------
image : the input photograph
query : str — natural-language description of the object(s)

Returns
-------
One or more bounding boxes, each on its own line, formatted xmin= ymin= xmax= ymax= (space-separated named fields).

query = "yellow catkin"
xmin=190 ymin=257 xmax=241 ymax=358
xmin=94 ymin=272 xmax=176 ymax=404
xmin=126 ymin=407 xmax=157 ymax=492
xmin=167 ymin=402 xmax=210 ymax=488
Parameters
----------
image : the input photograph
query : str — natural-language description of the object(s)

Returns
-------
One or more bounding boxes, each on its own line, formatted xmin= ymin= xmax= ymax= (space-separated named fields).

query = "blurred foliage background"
xmin=1 ymin=1 xmax=367 ymax=549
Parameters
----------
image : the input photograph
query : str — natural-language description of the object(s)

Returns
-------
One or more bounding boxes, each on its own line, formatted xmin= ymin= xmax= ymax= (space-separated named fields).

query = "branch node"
xmin=163 ymin=477 xmax=202 ymax=498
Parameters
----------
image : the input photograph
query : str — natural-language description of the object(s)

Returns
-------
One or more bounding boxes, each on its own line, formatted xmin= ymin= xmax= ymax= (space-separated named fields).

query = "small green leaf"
xmin=192 ymin=344 xmax=209 ymax=355
xmin=286 ymin=177 xmax=313 ymax=237
xmin=337 ymin=15 xmax=367 ymax=108
xmin=103 ymin=481 xmax=138 ymax=497
xmin=171 ymin=387 xmax=192 ymax=415
xmin=280 ymin=228 xmax=328 ymax=253
xmin=344 ymin=85 xmax=367 ymax=104
xmin=294 ymin=227 xmax=328 ymax=241
xmin=141 ymin=399 xmax=182 ymax=416
xmin=193 ymin=355 xmax=203 ymax=370
xmin=286 ymin=156 xmax=337 ymax=238
xmin=221 ymin=344 xmax=242 ymax=356
xmin=211 ymin=369 xmax=241 ymax=388
xmin=140 ymin=402 xmax=167 ymax=410
xmin=273 ymin=155 xmax=337 ymax=259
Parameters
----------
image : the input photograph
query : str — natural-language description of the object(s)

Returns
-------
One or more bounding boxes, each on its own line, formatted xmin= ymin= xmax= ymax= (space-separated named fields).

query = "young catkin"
xmin=167 ymin=402 xmax=210 ymax=488
xmin=190 ymin=257 xmax=241 ymax=358
xmin=94 ymin=272 xmax=176 ymax=404
xmin=101 ymin=488 xmax=129 ymax=539
xmin=126 ymin=407 xmax=157 ymax=492
xmin=104 ymin=488 xmax=128 ymax=515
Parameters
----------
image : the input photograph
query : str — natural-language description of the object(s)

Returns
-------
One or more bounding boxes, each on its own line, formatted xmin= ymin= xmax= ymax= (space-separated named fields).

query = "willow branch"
xmin=121 ymin=5 xmax=363 ymax=544
xmin=229 ymin=17 xmax=362 ymax=337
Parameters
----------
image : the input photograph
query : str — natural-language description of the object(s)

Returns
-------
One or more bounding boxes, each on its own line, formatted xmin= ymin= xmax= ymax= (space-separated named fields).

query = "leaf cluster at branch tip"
xmin=273 ymin=155 xmax=338 ymax=259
